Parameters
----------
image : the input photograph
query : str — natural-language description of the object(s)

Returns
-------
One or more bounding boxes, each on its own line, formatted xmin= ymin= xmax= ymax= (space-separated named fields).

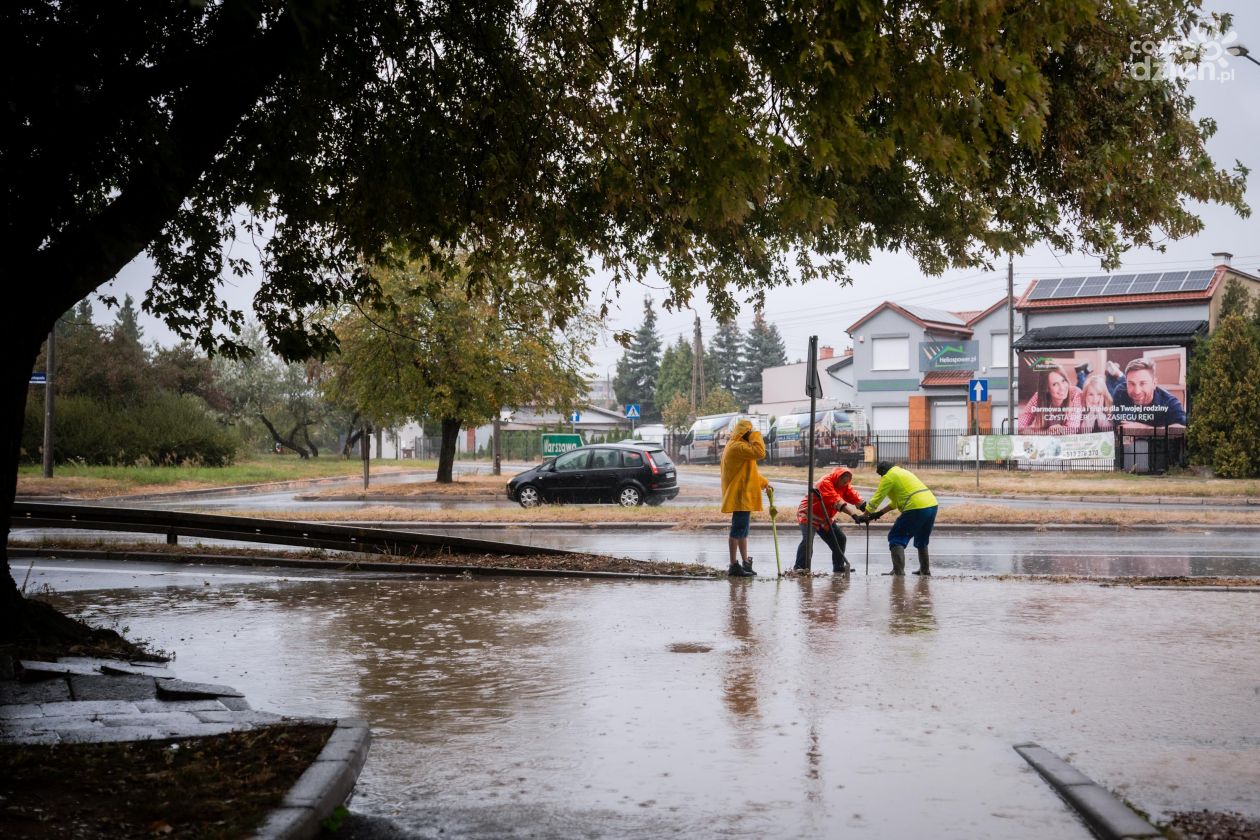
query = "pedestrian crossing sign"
xmin=625 ymin=404 xmax=641 ymax=419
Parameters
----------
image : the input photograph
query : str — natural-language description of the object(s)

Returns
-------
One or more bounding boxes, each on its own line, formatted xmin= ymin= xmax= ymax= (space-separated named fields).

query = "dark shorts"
xmin=729 ymin=511 xmax=751 ymax=539
xmin=887 ymin=505 xmax=938 ymax=548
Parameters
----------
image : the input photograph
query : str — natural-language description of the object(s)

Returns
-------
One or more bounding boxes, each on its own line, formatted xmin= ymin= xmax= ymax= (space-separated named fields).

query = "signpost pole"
xmin=804 ymin=336 xmax=821 ymax=570
xmin=974 ymin=402 xmax=980 ymax=490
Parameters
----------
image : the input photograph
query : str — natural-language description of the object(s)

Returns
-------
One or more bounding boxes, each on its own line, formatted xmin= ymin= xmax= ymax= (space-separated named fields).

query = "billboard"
xmin=919 ymin=340 xmax=980 ymax=372
xmin=1017 ymin=346 xmax=1188 ymax=433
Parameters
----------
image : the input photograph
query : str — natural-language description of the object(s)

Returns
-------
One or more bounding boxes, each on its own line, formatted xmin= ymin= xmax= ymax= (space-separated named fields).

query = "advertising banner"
xmin=957 ymin=433 xmax=1115 ymax=462
xmin=919 ymin=340 xmax=981 ymax=372
xmin=1017 ymin=346 xmax=1188 ymax=433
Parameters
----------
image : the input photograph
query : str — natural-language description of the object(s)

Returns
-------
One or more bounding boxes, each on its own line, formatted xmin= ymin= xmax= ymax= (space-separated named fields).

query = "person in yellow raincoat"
xmin=720 ymin=418 xmax=772 ymax=577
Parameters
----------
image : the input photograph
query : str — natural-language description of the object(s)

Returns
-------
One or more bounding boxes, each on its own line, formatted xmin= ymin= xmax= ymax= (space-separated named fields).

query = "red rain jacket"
xmin=796 ymin=467 xmax=864 ymax=526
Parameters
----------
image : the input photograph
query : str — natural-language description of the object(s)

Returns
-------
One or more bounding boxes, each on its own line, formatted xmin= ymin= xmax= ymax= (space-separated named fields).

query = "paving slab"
xmin=40 ymin=699 xmax=140 ymax=717
xmin=69 ymin=673 xmax=156 ymax=701
xmin=133 ymin=698 xmax=228 ymax=713
xmin=0 ymin=679 xmax=70 ymax=705
xmin=156 ymin=678 xmax=244 ymax=699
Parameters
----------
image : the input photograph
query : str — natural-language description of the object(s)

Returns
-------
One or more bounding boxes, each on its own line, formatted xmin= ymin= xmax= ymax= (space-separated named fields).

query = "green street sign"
xmin=542 ymin=433 xmax=583 ymax=457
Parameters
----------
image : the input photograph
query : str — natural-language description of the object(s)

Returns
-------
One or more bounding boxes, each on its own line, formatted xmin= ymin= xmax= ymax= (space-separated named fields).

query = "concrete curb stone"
xmin=1015 ymin=743 xmax=1160 ymax=839
xmin=0 ymin=658 xmax=371 ymax=837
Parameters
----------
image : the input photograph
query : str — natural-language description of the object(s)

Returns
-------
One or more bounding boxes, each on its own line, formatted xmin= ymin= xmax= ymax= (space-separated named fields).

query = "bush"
xmin=23 ymin=393 xmax=237 ymax=466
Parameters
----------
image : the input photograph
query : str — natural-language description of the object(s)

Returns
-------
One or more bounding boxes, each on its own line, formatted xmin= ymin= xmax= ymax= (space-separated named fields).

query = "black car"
xmin=506 ymin=443 xmax=680 ymax=508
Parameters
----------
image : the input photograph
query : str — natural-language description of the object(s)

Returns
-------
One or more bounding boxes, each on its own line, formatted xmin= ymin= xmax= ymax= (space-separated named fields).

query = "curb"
xmin=8 ymin=547 xmax=721 ymax=581
xmin=239 ymin=520 xmax=1260 ymax=533
xmin=254 ymin=718 xmax=372 ymax=840
xmin=1014 ymin=743 xmax=1160 ymax=839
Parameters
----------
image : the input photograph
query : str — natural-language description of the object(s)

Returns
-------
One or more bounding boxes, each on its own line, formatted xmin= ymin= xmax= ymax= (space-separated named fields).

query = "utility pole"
xmin=43 ymin=326 xmax=55 ymax=478
xmin=361 ymin=424 xmax=371 ymax=489
xmin=1007 ymin=253 xmax=1015 ymax=438
xmin=691 ymin=314 xmax=704 ymax=411
xmin=492 ymin=413 xmax=502 ymax=476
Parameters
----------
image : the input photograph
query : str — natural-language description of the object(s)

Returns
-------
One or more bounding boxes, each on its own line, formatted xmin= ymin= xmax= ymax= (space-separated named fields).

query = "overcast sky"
xmin=102 ymin=1 xmax=1260 ymax=377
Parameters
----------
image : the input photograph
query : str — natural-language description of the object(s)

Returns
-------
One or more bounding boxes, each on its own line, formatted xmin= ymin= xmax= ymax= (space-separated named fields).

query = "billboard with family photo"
xmin=1017 ymin=346 xmax=1188 ymax=434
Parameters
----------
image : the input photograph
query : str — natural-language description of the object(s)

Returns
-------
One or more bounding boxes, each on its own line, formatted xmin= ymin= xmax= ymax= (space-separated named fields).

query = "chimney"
xmin=1213 ymin=251 xmax=1233 ymax=266
xmin=819 ymin=345 xmax=835 ymax=359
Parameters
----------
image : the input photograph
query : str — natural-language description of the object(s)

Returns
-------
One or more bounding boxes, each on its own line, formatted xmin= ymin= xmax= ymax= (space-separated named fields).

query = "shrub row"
xmin=23 ymin=393 xmax=237 ymax=466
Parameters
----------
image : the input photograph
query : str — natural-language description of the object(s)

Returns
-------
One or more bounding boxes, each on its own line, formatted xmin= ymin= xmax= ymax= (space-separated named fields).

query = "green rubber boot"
xmin=913 ymin=547 xmax=931 ymax=576
xmin=883 ymin=545 xmax=906 ymax=576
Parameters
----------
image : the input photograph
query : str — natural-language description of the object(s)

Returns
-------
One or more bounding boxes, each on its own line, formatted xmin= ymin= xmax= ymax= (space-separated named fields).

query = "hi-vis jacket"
xmin=864 ymin=466 xmax=938 ymax=513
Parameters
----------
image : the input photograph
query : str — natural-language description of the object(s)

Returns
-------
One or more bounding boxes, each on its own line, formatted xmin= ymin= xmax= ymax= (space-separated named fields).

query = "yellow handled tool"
xmin=767 ymin=487 xmax=781 ymax=577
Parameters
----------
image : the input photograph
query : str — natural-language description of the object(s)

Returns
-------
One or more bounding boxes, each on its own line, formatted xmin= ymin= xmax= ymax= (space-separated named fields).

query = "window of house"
xmin=991 ymin=332 xmax=1010 ymax=369
xmin=871 ymin=405 xmax=908 ymax=431
xmin=871 ymin=336 xmax=909 ymax=370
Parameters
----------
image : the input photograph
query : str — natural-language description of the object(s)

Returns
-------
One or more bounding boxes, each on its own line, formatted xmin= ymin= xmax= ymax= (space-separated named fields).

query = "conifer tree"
xmin=1188 ymin=312 xmax=1260 ymax=478
xmin=655 ymin=336 xmax=693 ymax=415
xmin=710 ymin=318 xmax=744 ymax=400
xmin=114 ymin=294 xmax=144 ymax=343
xmin=739 ymin=312 xmax=788 ymax=405
xmin=613 ymin=297 xmax=663 ymax=420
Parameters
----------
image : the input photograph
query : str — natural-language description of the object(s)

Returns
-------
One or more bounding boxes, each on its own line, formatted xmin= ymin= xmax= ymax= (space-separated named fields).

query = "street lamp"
xmin=1228 ymin=43 xmax=1260 ymax=68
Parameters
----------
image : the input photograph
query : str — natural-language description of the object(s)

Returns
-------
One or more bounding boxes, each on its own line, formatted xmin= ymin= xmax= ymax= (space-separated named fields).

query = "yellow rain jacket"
xmin=720 ymin=419 xmax=769 ymax=513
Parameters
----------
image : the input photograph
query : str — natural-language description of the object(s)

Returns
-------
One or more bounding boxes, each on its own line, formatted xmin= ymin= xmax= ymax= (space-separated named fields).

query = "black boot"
xmin=728 ymin=562 xmax=755 ymax=578
xmin=742 ymin=556 xmax=755 ymax=574
xmin=913 ymin=547 xmax=931 ymax=576
xmin=882 ymin=545 xmax=906 ymax=575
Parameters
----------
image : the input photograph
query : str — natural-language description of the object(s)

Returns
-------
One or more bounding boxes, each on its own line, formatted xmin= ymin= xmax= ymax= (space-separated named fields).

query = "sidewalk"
xmin=0 ymin=655 xmax=370 ymax=839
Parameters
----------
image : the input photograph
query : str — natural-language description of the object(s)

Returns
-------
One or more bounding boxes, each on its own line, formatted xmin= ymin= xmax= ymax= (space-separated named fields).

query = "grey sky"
xmin=101 ymin=1 xmax=1260 ymax=376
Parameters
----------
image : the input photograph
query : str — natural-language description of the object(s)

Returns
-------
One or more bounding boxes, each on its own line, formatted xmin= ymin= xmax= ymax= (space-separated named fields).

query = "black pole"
xmin=805 ymin=336 xmax=818 ymax=568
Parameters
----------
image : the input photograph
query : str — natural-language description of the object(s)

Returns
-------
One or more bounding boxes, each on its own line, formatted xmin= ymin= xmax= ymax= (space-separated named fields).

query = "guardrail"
xmin=10 ymin=502 xmax=573 ymax=558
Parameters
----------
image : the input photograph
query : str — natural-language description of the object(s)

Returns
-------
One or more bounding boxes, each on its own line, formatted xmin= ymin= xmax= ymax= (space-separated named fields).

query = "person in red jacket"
xmin=793 ymin=466 xmax=866 ymax=574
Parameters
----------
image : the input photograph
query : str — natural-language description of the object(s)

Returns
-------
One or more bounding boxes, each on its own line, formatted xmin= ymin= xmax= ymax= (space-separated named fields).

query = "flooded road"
xmin=20 ymin=525 xmax=1260 ymax=578
xmin=37 ymin=559 xmax=1260 ymax=838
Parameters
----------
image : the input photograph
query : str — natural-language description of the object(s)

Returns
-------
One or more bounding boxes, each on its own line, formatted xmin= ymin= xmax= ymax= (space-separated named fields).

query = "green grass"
xmin=17 ymin=456 xmax=436 ymax=495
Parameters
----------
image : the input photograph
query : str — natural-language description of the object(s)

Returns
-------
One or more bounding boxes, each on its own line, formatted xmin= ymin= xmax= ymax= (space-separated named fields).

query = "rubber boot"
xmin=728 ymin=562 xmax=755 ymax=578
xmin=913 ymin=546 xmax=931 ymax=576
xmin=882 ymin=545 xmax=906 ymax=575
xmin=742 ymin=556 xmax=755 ymax=575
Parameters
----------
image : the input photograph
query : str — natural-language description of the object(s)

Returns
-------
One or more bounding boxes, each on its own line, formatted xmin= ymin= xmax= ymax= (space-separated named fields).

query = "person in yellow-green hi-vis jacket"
xmin=859 ymin=461 xmax=939 ymax=576
xmin=719 ymin=418 xmax=772 ymax=578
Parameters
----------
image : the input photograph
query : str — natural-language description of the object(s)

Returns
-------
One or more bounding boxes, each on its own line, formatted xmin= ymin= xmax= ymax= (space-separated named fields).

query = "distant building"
xmin=751 ymin=346 xmax=856 ymax=417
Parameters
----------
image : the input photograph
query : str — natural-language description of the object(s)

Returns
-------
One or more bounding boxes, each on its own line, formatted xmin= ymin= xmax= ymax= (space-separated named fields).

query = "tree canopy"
xmin=323 ymin=258 xmax=592 ymax=481
xmin=2 ymin=0 xmax=1253 ymax=625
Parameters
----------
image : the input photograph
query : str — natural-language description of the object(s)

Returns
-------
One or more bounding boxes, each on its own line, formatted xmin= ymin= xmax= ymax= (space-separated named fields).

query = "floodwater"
xmin=39 ymin=559 xmax=1260 ymax=838
xmin=15 ymin=526 xmax=1260 ymax=578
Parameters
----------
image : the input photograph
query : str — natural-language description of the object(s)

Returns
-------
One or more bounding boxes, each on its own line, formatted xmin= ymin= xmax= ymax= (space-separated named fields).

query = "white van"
xmin=630 ymin=423 xmax=667 ymax=445
xmin=677 ymin=413 xmax=771 ymax=464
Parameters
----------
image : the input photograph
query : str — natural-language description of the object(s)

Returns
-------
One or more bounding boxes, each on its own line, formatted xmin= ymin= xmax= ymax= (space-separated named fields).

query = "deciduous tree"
xmin=2 ymin=0 xmax=1252 ymax=635
xmin=1187 ymin=312 xmax=1260 ymax=477
xmin=323 ymin=259 xmax=592 ymax=482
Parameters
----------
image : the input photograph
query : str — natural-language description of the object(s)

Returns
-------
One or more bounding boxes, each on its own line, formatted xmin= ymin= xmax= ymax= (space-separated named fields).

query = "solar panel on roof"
xmin=1028 ymin=279 xmax=1061 ymax=300
xmin=1103 ymin=275 xmax=1134 ymax=295
xmin=1181 ymin=269 xmax=1214 ymax=291
xmin=1152 ymin=271 xmax=1188 ymax=293
xmin=1130 ymin=273 xmax=1161 ymax=294
xmin=1079 ymin=276 xmax=1109 ymax=296
xmin=1053 ymin=277 xmax=1086 ymax=297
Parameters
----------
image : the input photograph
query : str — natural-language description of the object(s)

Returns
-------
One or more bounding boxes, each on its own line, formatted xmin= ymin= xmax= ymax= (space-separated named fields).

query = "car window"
xmin=649 ymin=450 xmax=674 ymax=468
xmin=554 ymin=450 xmax=589 ymax=472
xmin=589 ymin=449 xmax=617 ymax=469
xmin=620 ymin=450 xmax=643 ymax=468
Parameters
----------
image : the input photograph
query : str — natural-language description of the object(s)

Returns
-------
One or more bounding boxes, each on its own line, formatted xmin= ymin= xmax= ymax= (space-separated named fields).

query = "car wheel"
xmin=618 ymin=485 xmax=644 ymax=507
xmin=517 ymin=485 xmax=542 ymax=508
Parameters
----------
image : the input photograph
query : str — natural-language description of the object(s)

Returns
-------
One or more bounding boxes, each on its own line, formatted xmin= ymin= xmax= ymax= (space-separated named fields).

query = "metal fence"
xmin=657 ymin=428 xmax=1187 ymax=475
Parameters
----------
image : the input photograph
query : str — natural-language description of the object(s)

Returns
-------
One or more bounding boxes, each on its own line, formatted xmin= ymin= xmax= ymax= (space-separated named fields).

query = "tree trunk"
xmin=257 ymin=414 xmax=310 ymax=458
xmin=436 ymin=417 xmax=461 ymax=483
xmin=302 ymin=425 xmax=319 ymax=458
xmin=341 ymin=412 xmax=362 ymax=457
xmin=1 ymin=336 xmax=45 ymax=640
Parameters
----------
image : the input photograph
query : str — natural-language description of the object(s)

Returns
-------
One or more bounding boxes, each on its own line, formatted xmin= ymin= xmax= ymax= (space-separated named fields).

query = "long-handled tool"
xmin=864 ymin=518 xmax=870 ymax=576
xmin=766 ymin=487 xmax=782 ymax=577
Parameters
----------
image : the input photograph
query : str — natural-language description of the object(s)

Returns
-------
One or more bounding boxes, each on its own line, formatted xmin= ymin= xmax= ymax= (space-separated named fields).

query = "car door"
xmin=546 ymin=449 xmax=591 ymax=502
xmin=582 ymin=448 xmax=623 ymax=502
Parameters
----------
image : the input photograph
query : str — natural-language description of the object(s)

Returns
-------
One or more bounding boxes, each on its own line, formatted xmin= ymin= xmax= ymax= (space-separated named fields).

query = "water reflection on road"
xmin=46 ymin=563 xmax=1260 ymax=838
